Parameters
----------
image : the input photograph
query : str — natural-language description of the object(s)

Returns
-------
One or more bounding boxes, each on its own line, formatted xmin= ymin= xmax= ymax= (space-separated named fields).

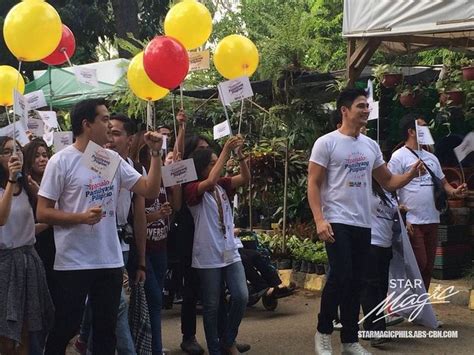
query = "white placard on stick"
xmin=454 ymin=132 xmax=474 ymax=163
xmin=13 ymin=89 xmax=29 ymax=123
xmin=28 ymin=118 xmax=45 ymax=137
xmin=53 ymin=131 xmax=73 ymax=152
xmin=415 ymin=122 xmax=435 ymax=145
xmin=162 ymin=135 xmax=168 ymax=152
xmin=0 ymin=123 xmax=30 ymax=146
xmin=218 ymin=76 xmax=254 ymax=106
xmin=368 ymin=100 xmax=379 ymax=121
xmin=162 ymin=158 xmax=198 ymax=187
xmin=366 ymin=79 xmax=374 ymax=103
xmin=37 ymin=111 xmax=59 ymax=128
xmin=25 ymin=90 xmax=47 ymax=110
xmin=74 ymin=67 xmax=99 ymax=87
xmin=43 ymin=130 xmax=54 ymax=147
xmin=188 ymin=50 xmax=210 ymax=72
xmin=213 ymin=120 xmax=232 ymax=140
xmin=81 ymin=141 xmax=120 ymax=182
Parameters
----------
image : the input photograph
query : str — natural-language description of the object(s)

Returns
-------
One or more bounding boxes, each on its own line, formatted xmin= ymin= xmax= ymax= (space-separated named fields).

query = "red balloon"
xmin=41 ymin=25 xmax=76 ymax=66
xmin=143 ymin=36 xmax=189 ymax=90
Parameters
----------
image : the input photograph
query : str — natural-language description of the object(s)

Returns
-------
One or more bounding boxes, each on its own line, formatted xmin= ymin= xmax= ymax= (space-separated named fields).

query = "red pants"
xmin=409 ymin=224 xmax=438 ymax=290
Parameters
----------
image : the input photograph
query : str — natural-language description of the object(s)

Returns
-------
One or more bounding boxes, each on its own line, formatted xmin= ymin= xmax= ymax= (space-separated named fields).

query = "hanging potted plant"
xmin=372 ymin=64 xmax=403 ymax=88
xmin=461 ymin=58 xmax=474 ymax=81
xmin=393 ymin=83 xmax=423 ymax=107
xmin=436 ymin=63 xmax=463 ymax=106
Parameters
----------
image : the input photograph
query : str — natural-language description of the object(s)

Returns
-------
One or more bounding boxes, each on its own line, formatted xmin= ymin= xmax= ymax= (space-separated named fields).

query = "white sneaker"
xmin=315 ymin=331 xmax=333 ymax=355
xmin=341 ymin=342 xmax=372 ymax=355
xmin=333 ymin=319 xmax=342 ymax=330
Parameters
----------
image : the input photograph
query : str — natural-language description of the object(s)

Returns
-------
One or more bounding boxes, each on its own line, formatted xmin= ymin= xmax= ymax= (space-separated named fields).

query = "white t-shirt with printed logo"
xmin=370 ymin=191 xmax=398 ymax=248
xmin=388 ymin=147 xmax=445 ymax=224
xmin=38 ymin=145 xmax=141 ymax=270
xmin=185 ymin=177 xmax=242 ymax=269
xmin=309 ymin=130 xmax=385 ymax=228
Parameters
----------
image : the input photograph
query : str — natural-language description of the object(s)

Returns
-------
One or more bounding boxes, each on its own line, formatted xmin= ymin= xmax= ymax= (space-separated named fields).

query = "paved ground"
xmin=68 ymin=290 xmax=474 ymax=354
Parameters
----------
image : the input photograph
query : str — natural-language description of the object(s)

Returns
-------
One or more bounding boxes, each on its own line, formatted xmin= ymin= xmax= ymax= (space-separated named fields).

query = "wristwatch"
xmin=150 ymin=149 xmax=161 ymax=157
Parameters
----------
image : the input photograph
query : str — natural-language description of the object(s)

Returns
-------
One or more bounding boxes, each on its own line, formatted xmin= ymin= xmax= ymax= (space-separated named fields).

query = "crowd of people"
xmin=0 ymin=97 xmax=296 ymax=355
xmin=0 ymin=88 xmax=468 ymax=355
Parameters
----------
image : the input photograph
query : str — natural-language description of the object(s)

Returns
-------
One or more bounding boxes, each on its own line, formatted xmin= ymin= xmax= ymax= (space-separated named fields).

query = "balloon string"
xmin=12 ymin=60 xmax=22 ymax=156
xmin=64 ymin=51 xmax=86 ymax=97
xmin=146 ymin=100 xmax=152 ymax=130
xmin=171 ymin=94 xmax=178 ymax=143
xmin=179 ymin=84 xmax=184 ymax=110
xmin=238 ymin=98 xmax=244 ymax=135
xmin=63 ymin=51 xmax=74 ymax=68
xmin=48 ymin=65 xmax=54 ymax=111
xmin=5 ymin=106 xmax=11 ymax=125
xmin=152 ymin=101 xmax=156 ymax=130
xmin=217 ymin=84 xmax=233 ymax=137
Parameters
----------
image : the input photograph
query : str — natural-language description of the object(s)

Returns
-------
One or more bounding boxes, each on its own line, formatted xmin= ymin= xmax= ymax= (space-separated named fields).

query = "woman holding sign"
xmin=133 ymin=115 xmax=185 ymax=355
xmin=0 ymin=136 xmax=54 ymax=355
xmin=185 ymin=136 xmax=250 ymax=355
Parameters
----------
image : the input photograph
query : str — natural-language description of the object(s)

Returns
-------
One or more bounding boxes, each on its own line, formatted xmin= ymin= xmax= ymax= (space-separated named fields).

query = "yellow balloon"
xmin=3 ymin=1 xmax=62 ymax=61
xmin=164 ymin=0 xmax=212 ymax=50
xmin=213 ymin=35 xmax=259 ymax=80
xmin=0 ymin=65 xmax=25 ymax=107
xmin=127 ymin=52 xmax=169 ymax=101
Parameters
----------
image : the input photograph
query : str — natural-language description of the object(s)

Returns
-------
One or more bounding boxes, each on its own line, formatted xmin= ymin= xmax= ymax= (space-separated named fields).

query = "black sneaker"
xmin=180 ymin=336 xmax=205 ymax=355
xmin=236 ymin=343 xmax=251 ymax=353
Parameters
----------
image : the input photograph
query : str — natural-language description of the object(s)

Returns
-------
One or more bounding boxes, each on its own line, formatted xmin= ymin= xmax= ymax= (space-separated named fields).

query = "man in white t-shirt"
xmin=308 ymin=88 xmax=423 ymax=355
xmin=37 ymin=98 xmax=164 ymax=355
xmin=75 ymin=113 xmax=148 ymax=354
xmin=388 ymin=113 xmax=467 ymax=291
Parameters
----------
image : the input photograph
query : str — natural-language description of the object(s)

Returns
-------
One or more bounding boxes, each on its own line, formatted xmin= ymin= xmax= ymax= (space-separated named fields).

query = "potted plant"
xmin=288 ymin=237 xmax=302 ymax=272
xmin=436 ymin=62 xmax=463 ymax=106
xmin=393 ymin=83 xmax=423 ymax=107
xmin=300 ymin=259 xmax=309 ymax=273
xmin=307 ymin=259 xmax=317 ymax=274
xmin=372 ymin=64 xmax=403 ymax=88
xmin=461 ymin=58 xmax=474 ymax=81
xmin=313 ymin=250 xmax=327 ymax=275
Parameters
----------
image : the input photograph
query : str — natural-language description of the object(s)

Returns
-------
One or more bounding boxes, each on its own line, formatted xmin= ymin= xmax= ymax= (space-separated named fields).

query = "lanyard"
xmin=211 ymin=187 xmax=227 ymax=238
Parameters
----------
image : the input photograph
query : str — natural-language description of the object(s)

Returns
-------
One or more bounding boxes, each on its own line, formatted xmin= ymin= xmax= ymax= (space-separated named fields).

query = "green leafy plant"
xmin=372 ymin=64 xmax=401 ymax=83
xmin=393 ymin=82 xmax=424 ymax=101
xmin=436 ymin=61 xmax=463 ymax=93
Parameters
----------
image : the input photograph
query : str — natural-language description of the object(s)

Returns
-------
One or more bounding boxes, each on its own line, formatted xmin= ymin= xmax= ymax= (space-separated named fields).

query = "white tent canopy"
xmin=343 ymin=0 xmax=474 ymax=83
xmin=343 ymin=0 xmax=473 ymax=38
xmin=33 ymin=58 xmax=129 ymax=84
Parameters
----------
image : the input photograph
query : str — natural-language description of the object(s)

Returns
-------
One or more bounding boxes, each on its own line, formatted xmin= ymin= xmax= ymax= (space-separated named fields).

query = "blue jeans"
xmin=198 ymin=261 xmax=248 ymax=355
xmin=144 ymin=250 xmax=168 ymax=354
xmin=79 ymin=252 xmax=136 ymax=355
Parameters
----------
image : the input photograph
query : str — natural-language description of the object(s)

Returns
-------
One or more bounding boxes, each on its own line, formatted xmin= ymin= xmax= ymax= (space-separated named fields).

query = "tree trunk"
xmin=111 ymin=0 xmax=139 ymax=58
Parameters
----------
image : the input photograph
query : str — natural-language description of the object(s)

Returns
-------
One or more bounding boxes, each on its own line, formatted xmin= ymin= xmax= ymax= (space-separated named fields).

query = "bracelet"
xmin=150 ymin=149 xmax=161 ymax=157
xmin=7 ymin=179 xmax=17 ymax=184
xmin=138 ymin=265 xmax=146 ymax=272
